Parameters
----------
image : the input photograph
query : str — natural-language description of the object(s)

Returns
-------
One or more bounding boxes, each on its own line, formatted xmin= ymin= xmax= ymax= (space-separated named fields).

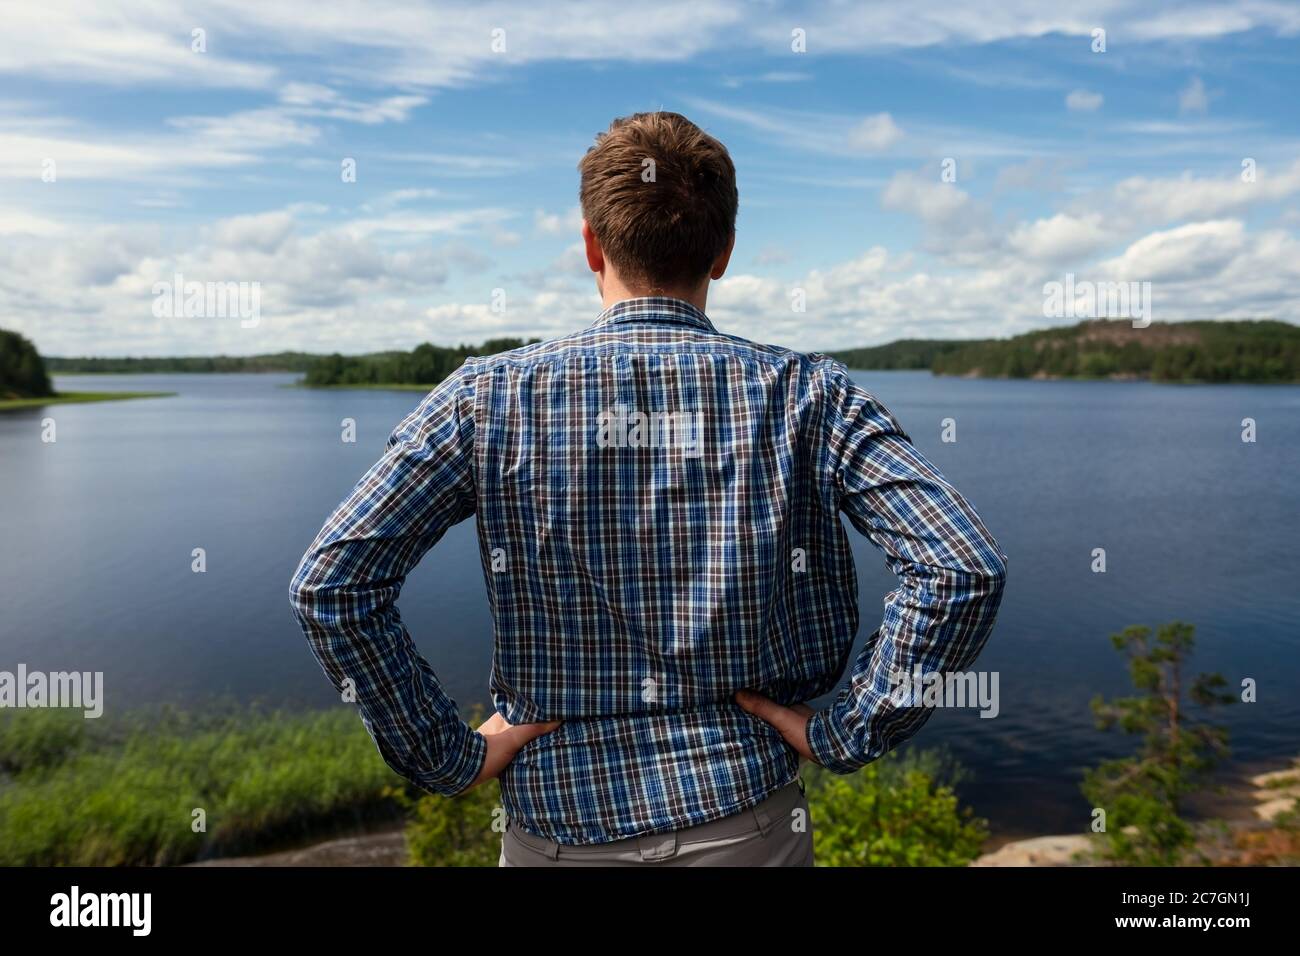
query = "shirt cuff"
xmin=807 ymin=706 xmax=866 ymax=775
xmin=424 ymin=718 xmax=488 ymax=796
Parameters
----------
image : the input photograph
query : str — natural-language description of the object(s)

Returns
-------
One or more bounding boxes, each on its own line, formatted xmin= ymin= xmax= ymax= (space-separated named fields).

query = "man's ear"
xmin=710 ymin=233 xmax=736 ymax=281
xmin=581 ymin=220 xmax=604 ymax=274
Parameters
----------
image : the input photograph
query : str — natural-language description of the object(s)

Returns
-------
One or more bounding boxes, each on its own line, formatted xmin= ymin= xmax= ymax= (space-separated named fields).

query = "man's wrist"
xmin=425 ymin=719 xmax=488 ymax=795
xmin=806 ymin=707 xmax=864 ymax=775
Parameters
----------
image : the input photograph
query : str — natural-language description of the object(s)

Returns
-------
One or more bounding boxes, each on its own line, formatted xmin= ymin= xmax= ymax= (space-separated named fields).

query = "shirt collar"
xmin=590 ymin=296 xmax=717 ymax=332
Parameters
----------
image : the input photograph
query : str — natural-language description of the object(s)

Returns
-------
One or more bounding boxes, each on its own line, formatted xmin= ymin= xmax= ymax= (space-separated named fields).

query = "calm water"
xmin=2 ymin=370 xmax=1297 ymax=836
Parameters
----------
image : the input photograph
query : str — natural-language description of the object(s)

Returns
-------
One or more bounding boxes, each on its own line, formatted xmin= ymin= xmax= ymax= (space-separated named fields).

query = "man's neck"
xmin=600 ymin=279 xmax=708 ymax=314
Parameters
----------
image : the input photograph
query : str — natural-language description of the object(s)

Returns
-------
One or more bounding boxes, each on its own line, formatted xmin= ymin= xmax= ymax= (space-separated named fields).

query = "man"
xmin=290 ymin=111 xmax=1007 ymax=867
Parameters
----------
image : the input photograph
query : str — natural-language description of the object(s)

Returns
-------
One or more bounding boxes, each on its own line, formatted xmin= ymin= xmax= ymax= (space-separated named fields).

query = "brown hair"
xmin=578 ymin=111 xmax=738 ymax=291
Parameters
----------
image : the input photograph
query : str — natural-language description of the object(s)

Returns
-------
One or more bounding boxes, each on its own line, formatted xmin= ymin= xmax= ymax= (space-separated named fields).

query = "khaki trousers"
xmin=498 ymin=777 xmax=814 ymax=866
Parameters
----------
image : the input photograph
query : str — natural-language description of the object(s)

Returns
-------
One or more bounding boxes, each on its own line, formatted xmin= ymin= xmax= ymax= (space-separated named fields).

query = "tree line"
xmin=302 ymin=338 xmax=540 ymax=386
xmin=19 ymin=318 xmax=1300 ymax=390
xmin=45 ymin=352 xmax=318 ymax=374
xmin=832 ymin=319 xmax=1300 ymax=383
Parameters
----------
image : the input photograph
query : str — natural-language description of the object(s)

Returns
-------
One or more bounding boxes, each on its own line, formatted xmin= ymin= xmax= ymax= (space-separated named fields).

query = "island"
xmin=0 ymin=330 xmax=173 ymax=412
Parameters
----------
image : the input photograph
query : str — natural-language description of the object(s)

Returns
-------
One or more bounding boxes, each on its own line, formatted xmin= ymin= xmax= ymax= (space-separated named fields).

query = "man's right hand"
xmin=467 ymin=711 xmax=562 ymax=790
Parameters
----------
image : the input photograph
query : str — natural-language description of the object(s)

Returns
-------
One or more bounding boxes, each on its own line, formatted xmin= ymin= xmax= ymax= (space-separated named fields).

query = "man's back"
xmin=473 ymin=296 xmax=853 ymax=842
xmin=290 ymin=112 xmax=1006 ymax=862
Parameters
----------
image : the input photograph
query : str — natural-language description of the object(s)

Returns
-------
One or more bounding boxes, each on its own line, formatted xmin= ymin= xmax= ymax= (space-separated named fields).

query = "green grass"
xmin=0 ymin=707 xmax=404 ymax=865
xmin=1 ymin=706 xmax=991 ymax=867
xmin=0 ymin=390 xmax=174 ymax=412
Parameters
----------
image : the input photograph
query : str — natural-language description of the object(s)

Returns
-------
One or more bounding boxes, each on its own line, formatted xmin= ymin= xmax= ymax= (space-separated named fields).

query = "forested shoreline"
xmin=22 ymin=319 xmax=1300 ymax=389
xmin=927 ymin=319 xmax=1300 ymax=383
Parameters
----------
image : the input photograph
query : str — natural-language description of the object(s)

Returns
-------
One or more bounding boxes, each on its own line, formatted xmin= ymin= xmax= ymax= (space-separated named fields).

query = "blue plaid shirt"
xmin=290 ymin=297 xmax=1007 ymax=845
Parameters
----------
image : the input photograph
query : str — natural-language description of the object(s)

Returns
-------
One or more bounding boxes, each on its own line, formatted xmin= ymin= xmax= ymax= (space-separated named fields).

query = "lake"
xmin=2 ymin=370 xmax=1297 ymax=837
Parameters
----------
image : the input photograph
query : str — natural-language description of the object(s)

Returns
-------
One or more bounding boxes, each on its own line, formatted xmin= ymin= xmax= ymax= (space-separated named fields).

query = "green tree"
xmin=402 ymin=779 xmax=503 ymax=867
xmin=1083 ymin=621 xmax=1234 ymax=865
xmin=805 ymin=749 xmax=987 ymax=866
xmin=0 ymin=329 xmax=54 ymax=398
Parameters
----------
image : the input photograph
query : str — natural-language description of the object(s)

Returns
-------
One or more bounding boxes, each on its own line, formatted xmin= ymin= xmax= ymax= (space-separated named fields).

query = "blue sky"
xmin=3 ymin=1 xmax=1299 ymax=356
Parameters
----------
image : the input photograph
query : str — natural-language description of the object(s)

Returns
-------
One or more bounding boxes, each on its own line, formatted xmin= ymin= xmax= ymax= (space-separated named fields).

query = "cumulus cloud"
xmin=2 ymin=205 xmax=523 ymax=355
xmin=847 ymin=113 xmax=904 ymax=153
xmin=1096 ymin=160 xmax=1300 ymax=228
xmin=1008 ymin=213 xmax=1111 ymax=262
xmin=880 ymin=170 xmax=1000 ymax=264
xmin=1097 ymin=220 xmax=1245 ymax=282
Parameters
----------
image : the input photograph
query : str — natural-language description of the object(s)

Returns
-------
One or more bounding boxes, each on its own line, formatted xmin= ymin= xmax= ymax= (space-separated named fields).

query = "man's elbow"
xmin=288 ymin=559 xmax=320 ymax=623
xmin=970 ymin=547 xmax=1008 ymax=607
xmin=985 ymin=550 xmax=1008 ymax=593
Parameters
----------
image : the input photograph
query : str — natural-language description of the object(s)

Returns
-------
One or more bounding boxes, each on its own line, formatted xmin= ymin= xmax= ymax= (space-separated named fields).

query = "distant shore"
xmin=280 ymin=381 xmax=433 ymax=392
xmin=0 ymin=390 xmax=174 ymax=412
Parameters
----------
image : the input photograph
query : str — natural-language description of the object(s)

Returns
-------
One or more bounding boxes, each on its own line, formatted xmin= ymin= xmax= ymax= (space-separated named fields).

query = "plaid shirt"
xmin=290 ymin=296 xmax=1007 ymax=845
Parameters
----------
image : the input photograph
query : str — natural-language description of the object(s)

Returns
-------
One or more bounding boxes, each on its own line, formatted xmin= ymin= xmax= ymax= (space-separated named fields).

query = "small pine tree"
xmin=1083 ymin=621 xmax=1234 ymax=865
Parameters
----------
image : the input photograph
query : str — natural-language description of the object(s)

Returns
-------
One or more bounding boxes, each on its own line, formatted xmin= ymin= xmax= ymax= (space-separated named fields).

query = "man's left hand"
xmin=734 ymin=690 xmax=817 ymax=764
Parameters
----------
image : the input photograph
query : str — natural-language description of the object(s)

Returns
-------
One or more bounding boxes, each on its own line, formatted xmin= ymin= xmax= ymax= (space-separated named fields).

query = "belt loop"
xmin=638 ymin=830 xmax=679 ymax=862
xmin=753 ymin=797 xmax=774 ymax=834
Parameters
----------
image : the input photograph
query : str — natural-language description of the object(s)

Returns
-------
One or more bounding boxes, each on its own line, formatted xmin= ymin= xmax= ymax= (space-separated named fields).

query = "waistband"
xmin=505 ymin=776 xmax=807 ymax=862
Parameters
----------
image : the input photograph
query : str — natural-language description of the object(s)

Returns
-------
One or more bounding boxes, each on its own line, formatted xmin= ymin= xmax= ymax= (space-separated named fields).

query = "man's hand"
xmin=735 ymin=690 xmax=818 ymax=764
xmin=467 ymin=711 xmax=562 ymax=790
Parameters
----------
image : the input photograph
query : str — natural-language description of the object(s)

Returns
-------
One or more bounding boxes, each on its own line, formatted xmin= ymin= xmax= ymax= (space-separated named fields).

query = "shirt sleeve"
xmin=289 ymin=358 xmax=487 ymax=796
xmin=805 ymin=362 xmax=1008 ymax=774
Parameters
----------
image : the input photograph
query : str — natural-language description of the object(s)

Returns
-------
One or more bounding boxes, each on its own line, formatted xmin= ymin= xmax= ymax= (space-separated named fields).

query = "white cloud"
xmin=276 ymin=83 xmax=428 ymax=124
xmin=378 ymin=152 xmax=527 ymax=176
xmin=1179 ymin=76 xmax=1210 ymax=114
xmin=2 ymin=1 xmax=1297 ymax=98
xmin=1103 ymin=160 xmax=1300 ymax=225
xmin=880 ymin=169 xmax=999 ymax=264
xmin=534 ymin=207 xmax=583 ymax=237
xmin=209 ymin=211 xmax=296 ymax=253
xmin=1098 ymin=219 xmax=1245 ymax=282
xmin=9 ymin=198 xmax=1299 ymax=359
xmin=0 ymin=3 xmax=275 ymax=89
xmin=685 ymin=95 xmax=1044 ymax=163
xmin=1008 ymin=213 xmax=1111 ymax=262
xmin=0 ymin=210 xmax=69 ymax=237
xmin=1065 ymin=89 xmax=1103 ymax=112
xmin=0 ymin=103 xmax=324 ymax=181
xmin=341 ymin=209 xmax=516 ymax=241
xmin=881 ymin=171 xmax=972 ymax=224
xmin=847 ymin=113 xmax=904 ymax=152
xmin=749 ymin=1 xmax=1300 ymax=52
xmin=0 ymin=204 xmax=522 ymax=355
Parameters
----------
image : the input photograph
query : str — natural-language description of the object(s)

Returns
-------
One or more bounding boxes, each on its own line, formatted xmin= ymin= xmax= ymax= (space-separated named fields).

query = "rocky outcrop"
xmin=1249 ymin=761 xmax=1300 ymax=823
xmin=971 ymin=834 xmax=1098 ymax=867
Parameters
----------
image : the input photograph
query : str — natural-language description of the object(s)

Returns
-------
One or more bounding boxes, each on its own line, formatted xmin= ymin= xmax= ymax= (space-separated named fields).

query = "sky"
xmin=2 ymin=0 xmax=1299 ymax=357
